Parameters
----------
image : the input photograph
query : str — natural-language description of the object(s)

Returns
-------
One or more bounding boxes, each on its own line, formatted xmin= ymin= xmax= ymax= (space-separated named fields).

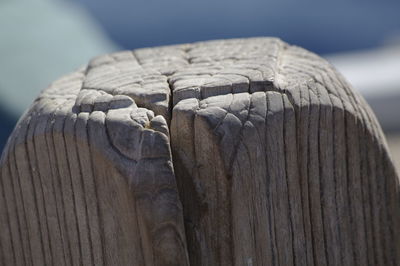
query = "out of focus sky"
xmin=73 ymin=0 xmax=400 ymax=54
xmin=1 ymin=0 xmax=399 ymax=164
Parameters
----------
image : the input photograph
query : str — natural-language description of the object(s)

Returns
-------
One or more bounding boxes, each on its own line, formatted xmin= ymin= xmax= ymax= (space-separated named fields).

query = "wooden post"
xmin=1 ymin=38 xmax=399 ymax=265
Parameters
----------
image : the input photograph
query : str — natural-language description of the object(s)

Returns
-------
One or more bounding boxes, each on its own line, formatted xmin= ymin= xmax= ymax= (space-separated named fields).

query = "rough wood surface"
xmin=1 ymin=37 xmax=399 ymax=265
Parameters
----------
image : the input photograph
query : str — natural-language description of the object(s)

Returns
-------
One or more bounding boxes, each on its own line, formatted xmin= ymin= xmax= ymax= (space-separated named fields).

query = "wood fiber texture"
xmin=1 ymin=37 xmax=399 ymax=266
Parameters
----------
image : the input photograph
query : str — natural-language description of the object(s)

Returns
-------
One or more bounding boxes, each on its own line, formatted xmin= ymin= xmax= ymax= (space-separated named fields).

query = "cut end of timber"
xmin=1 ymin=37 xmax=399 ymax=266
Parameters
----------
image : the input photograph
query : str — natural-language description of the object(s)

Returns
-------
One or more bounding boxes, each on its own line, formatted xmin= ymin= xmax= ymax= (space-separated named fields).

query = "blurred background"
xmin=1 ymin=0 xmax=399 ymax=168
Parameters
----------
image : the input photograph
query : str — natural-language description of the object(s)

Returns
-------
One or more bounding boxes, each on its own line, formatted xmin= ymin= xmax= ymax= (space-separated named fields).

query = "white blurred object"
xmin=326 ymin=44 xmax=400 ymax=131
xmin=0 ymin=0 xmax=118 ymax=116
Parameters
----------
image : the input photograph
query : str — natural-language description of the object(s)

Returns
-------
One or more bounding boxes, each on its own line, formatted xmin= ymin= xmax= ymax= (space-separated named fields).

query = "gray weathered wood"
xmin=1 ymin=37 xmax=399 ymax=265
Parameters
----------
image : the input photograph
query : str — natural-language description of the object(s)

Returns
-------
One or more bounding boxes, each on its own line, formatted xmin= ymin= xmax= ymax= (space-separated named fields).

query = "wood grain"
xmin=1 ymin=37 xmax=399 ymax=265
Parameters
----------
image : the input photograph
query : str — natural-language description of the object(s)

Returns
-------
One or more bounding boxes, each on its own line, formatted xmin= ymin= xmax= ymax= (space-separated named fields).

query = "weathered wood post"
xmin=1 ymin=38 xmax=399 ymax=265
